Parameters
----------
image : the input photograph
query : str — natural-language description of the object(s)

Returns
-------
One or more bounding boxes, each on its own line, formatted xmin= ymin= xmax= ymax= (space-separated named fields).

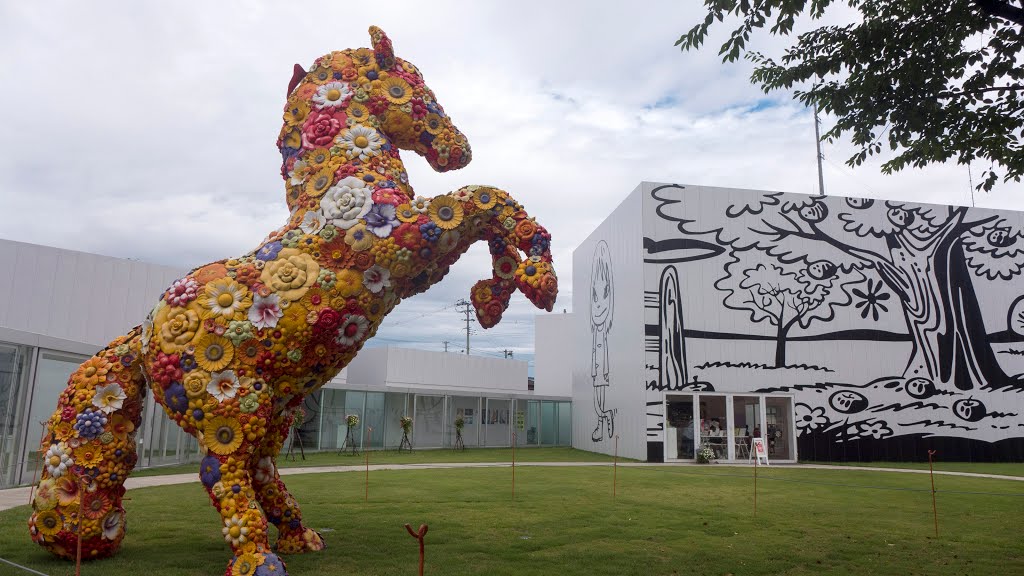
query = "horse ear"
xmin=287 ymin=63 xmax=306 ymax=96
xmin=369 ymin=25 xmax=395 ymax=70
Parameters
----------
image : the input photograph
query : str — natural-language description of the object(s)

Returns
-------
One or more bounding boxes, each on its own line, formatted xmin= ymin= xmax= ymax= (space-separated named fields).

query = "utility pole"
xmin=813 ymin=102 xmax=825 ymax=196
xmin=503 ymin=349 xmax=514 ymax=359
xmin=455 ymin=299 xmax=473 ymax=355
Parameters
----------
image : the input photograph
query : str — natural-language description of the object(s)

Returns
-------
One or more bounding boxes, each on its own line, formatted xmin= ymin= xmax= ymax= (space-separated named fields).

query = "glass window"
xmin=320 ymin=390 xmax=348 ymax=451
xmin=383 ymin=392 xmax=409 ymax=449
xmin=448 ymin=396 xmax=480 ymax=448
xmin=483 ymin=399 xmax=510 ymax=446
xmin=0 ymin=343 xmax=30 ymax=487
xmin=414 ymin=395 xmax=445 ymax=448
xmin=732 ymin=396 xmax=762 ymax=460
xmin=526 ymin=400 xmax=540 ymax=446
xmin=666 ymin=395 xmax=695 ymax=459
xmin=765 ymin=396 xmax=794 ymax=460
xmin=363 ymin=392 xmax=385 ymax=449
xmin=698 ymin=395 xmax=727 ymax=460
xmin=540 ymin=401 xmax=556 ymax=445
xmin=556 ymin=402 xmax=572 ymax=446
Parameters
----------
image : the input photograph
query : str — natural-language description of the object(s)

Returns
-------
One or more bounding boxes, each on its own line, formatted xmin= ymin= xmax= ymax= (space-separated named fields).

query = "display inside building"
xmin=28 ymin=27 xmax=557 ymax=575
xmin=572 ymin=182 xmax=1024 ymax=462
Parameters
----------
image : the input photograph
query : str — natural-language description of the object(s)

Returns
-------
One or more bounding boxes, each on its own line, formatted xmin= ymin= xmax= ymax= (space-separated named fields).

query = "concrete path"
xmin=2 ymin=461 xmax=1021 ymax=512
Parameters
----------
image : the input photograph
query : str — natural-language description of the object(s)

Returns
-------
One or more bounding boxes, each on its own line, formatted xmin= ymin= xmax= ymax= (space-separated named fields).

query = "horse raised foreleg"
xmin=248 ymin=409 xmax=325 ymax=555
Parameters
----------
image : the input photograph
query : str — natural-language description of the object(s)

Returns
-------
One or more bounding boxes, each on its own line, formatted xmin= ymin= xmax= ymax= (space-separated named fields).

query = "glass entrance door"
xmin=665 ymin=395 xmax=694 ymax=459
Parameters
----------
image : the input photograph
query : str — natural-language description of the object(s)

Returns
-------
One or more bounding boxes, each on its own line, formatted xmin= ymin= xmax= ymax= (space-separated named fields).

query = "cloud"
xmin=1 ymin=1 xmax=1021 ymax=370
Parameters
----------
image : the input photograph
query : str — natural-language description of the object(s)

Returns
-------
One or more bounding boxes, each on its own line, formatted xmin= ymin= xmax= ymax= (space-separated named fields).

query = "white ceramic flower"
xmin=248 ymin=293 xmax=283 ymax=329
xmin=300 ymin=210 xmax=327 ymax=234
xmin=312 ymin=81 xmax=352 ymax=109
xmin=363 ymin=264 xmax=391 ymax=294
xmin=253 ymin=456 xmax=276 ymax=484
xmin=288 ymin=159 xmax=309 ymax=187
xmin=101 ymin=510 xmax=123 ymax=540
xmin=335 ymin=313 xmax=369 ymax=347
xmin=207 ymin=370 xmax=240 ymax=402
xmin=223 ymin=514 xmax=250 ymax=546
xmin=92 ymin=383 xmax=127 ymax=414
xmin=44 ymin=442 xmax=73 ymax=478
xmin=321 ymin=176 xmax=373 ymax=229
xmin=410 ymin=196 xmax=431 ymax=214
xmin=337 ymin=124 xmax=383 ymax=161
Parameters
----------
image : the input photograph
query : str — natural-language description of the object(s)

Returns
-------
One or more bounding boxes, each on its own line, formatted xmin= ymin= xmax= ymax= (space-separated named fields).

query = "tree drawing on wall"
xmin=653 ymin=184 xmax=1024 ymax=393
xmin=716 ymin=256 xmax=864 ymax=367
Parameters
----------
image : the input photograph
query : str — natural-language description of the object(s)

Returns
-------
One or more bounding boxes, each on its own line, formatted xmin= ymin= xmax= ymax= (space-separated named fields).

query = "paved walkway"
xmin=2 ymin=461 xmax=1020 ymax=512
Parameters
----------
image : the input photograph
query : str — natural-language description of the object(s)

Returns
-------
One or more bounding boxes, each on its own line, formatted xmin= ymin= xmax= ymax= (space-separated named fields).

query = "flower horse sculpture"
xmin=29 ymin=26 xmax=557 ymax=576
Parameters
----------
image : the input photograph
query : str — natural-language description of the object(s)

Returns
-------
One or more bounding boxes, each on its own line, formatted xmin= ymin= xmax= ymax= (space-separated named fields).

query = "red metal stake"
xmin=753 ymin=453 xmax=758 ymax=518
xmin=613 ymin=435 xmax=618 ymax=499
xmin=365 ymin=427 xmax=372 ymax=503
xmin=928 ymin=449 xmax=938 ymax=538
xmin=404 ymin=523 xmax=428 ymax=576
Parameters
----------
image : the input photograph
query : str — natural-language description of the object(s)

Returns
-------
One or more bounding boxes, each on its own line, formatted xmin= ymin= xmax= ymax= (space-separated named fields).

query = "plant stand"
xmin=339 ymin=426 xmax=358 ymax=456
xmin=399 ymin=430 xmax=413 ymax=452
xmin=285 ymin=432 xmax=306 ymax=461
xmin=454 ymin=429 xmax=465 ymax=451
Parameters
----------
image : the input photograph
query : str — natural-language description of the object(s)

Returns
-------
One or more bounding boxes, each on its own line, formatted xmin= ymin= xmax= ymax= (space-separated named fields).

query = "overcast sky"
xmin=2 ymin=2 xmax=1021 ymax=370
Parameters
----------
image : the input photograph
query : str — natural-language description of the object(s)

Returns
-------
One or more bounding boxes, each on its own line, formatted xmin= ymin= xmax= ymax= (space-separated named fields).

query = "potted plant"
xmin=454 ymin=416 xmax=466 ymax=450
xmin=399 ymin=416 xmax=413 ymax=451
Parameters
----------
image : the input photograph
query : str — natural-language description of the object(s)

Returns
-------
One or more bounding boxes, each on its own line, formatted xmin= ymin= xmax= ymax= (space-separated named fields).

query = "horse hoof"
xmin=226 ymin=550 xmax=287 ymax=576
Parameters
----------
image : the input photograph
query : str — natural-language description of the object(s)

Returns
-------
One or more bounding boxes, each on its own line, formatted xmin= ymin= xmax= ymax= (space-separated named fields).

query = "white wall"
xmin=0 ymin=239 xmax=185 ymax=354
xmin=347 ymin=346 xmax=529 ymax=395
xmin=534 ymin=312 xmax=573 ymax=397
xmin=572 ymin=184 xmax=646 ymax=460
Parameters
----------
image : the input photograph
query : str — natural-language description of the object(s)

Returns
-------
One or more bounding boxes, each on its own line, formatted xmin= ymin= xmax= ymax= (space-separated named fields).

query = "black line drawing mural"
xmin=590 ymin=240 xmax=615 ymax=442
xmin=645 ymin=183 xmax=1024 ymax=452
xmin=716 ymin=252 xmax=865 ymax=367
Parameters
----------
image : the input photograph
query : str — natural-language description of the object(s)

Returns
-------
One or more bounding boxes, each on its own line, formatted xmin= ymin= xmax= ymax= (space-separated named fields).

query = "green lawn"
xmin=806 ymin=461 xmax=1024 ymax=477
xmin=2 ymin=466 xmax=1022 ymax=575
xmin=131 ymin=447 xmax=620 ymax=478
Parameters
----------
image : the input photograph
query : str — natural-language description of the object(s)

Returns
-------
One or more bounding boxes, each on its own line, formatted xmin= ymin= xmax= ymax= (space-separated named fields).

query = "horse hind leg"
xmin=249 ymin=411 xmax=325 ymax=555
xmin=29 ymin=327 xmax=147 ymax=560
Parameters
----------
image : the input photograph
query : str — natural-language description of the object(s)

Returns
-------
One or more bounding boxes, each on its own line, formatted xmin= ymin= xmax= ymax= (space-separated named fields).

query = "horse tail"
xmin=28 ymin=325 xmax=148 ymax=560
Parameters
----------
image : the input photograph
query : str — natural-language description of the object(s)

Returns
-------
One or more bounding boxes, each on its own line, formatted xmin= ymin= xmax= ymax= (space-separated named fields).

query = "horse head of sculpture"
xmin=277 ymin=26 xmax=471 ymax=212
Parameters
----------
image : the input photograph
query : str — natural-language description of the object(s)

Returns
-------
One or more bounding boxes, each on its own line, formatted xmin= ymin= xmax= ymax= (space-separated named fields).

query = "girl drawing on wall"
xmin=591 ymin=240 xmax=615 ymax=441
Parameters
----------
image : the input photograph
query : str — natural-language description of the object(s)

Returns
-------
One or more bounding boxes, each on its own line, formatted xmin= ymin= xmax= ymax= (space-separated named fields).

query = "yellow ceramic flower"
xmin=232 ymin=552 xmax=264 ymax=576
xmin=303 ymin=147 xmax=332 ymax=168
xmin=336 ymin=269 xmax=364 ymax=298
xmin=424 ymin=113 xmax=444 ymax=135
xmin=283 ymin=99 xmax=310 ymax=127
xmin=260 ymin=248 xmax=320 ymax=302
xmin=34 ymin=478 xmax=58 ymax=511
xmin=205 ymin=416 xmax=244 ymax=456
xmin=304 ymin=166 xmax=335 ymax=198
xmin=195 ymin=333 xmax=235 ymax=372
xmin=183 ymin=371 xmax=210 ymax=398
xmin=473 ymin=187 xmax=499 ymax=210
xmin=380 ymin=76 xmax=412 ymax=104
xmin=198 ymin=278 xmax=252 ymax=322
xmin=344 ymin=222 xmax=375 ymax=251
xmin=154 ymin=303 xmax=202 ymax=354
xmin=34 ymin=510 xmax=63 ymax=537
xmin=428 ymin=195 xmax=464 ymax=230
xmin=347 ymin=102 xmax=371 ymax=124
xmin=395 ymin=203 xmax=419 ymax=223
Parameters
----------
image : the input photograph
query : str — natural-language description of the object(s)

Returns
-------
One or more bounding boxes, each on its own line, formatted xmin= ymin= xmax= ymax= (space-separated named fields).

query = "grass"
xmin=808 ymin=461 xmax=1024 ymax=477
xmin=2 ymin=465 xmax=1022 ymax=575
xmin=130 ymin=447 xmax=618 ymax=478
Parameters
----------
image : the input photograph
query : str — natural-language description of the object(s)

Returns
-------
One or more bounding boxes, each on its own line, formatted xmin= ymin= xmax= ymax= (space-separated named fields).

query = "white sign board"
xmin=749 ymin=437 xmax=769 ymax=466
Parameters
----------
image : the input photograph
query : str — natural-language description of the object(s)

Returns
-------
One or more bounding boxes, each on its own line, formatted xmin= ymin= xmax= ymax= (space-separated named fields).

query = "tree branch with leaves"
xmin=678 ymin=0 xmax=1024 ymax=191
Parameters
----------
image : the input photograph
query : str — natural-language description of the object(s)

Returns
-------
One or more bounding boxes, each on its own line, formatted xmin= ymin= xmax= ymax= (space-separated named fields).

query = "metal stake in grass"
xmin=27 ymin=423 xmax=48 ymax=507
xmin=511 ymin=432 xmax=516 ymax=501
xmin=76 ymin=474 xmax=85 ymax=576
xmin=404 ymin=523 xmax=428 ymax=576
xmin=928 ymin=449 xmax=938 ymax=538
xmin=613 ymin=435 xmax=618 ymax=499
xmin=753 ymin=452 xmax=758 ymax=518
